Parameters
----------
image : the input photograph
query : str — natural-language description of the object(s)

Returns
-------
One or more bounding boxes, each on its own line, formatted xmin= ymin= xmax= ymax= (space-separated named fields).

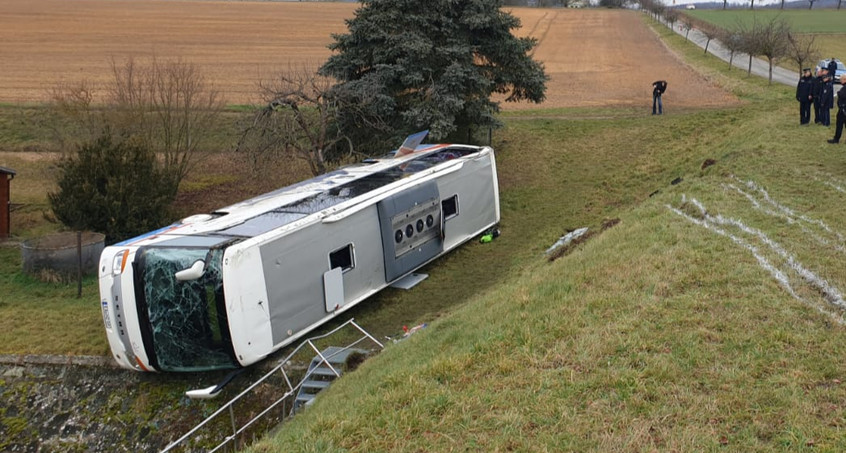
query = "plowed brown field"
xmin=0 ymin=0 xmax=736 ymax=109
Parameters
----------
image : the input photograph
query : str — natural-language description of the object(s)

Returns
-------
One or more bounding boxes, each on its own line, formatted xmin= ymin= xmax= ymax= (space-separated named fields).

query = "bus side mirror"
xmin=175 ymin=260 xmax=205 ymax=281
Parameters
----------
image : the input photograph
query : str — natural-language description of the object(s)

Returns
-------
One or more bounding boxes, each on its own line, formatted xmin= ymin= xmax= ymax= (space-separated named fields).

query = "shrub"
xmin=48 ymin=133 xmax=177 ymax=243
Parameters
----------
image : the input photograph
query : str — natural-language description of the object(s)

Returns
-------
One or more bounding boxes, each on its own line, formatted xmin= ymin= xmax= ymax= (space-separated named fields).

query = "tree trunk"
xmin=685 ymin=29 xmax=690 ymax=41
xmin=723 ymin=0 xmax=727 ymax=9
xmin=729 ymin=51 xmax=735 ymax=70
xmin=76 ymin=231 xmax=82 ymax=299
xmin=750 ymin=0 xmax=755 ymax=9
xmin=781 ymin=0 xmax=785 ymax=8
xmin=768 ymin=59 xmax=774 ymax=84
xmin=748 ymin=54 xmax=753 ymax=76
xmin=704 ymin=39 xmax=711 ymax=55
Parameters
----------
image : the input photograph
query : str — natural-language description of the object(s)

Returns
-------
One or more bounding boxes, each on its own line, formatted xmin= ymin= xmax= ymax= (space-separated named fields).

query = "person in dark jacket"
xmin=828 ymin=58 xmax=838 ymax=80
xmin=820 ymin=74 xmax=834 ymax=127
xmin=652 ymin=80 xmax=667 ymax=115
xmin=828 ymin=84 xmax=846 ymax=144
xmin=796 ymin=68 xmax=814 ymax=125
xmin=812 ymin=69 xmax=825 ymax=124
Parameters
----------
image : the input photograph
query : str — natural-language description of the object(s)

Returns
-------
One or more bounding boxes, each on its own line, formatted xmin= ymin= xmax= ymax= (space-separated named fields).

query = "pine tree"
xmin=321 ymin=0 xmax=547 ymax=148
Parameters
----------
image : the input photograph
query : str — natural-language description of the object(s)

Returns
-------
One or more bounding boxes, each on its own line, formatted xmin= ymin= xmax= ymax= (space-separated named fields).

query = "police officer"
xmin=812 ymin=68 xmax=825 ymax=124
xmin=828 ymin=83 xmax=846 ymax=144
xmin=796 ymin=68 xmax=813 ymax=125
xmin=828 ymin=58 xmax=838 ymax=80
xmin=652 ymin=80 xmax=667 ymax=115
xmin=820 ymin=73 xmax=834 ymax=127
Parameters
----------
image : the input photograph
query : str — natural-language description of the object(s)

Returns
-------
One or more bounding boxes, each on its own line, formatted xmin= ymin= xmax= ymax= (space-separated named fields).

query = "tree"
xmin=680 ymin=16 xmax=694 ymax=41
xmin=734 ymin=20 xmax=758 ymax=76
xmin=49 ymin=57 xmax=224 ymax=193
xmin=664 ymin=9 xmax=679 ymax=32
xmin=320 ymin=0 xmax=548 ymax=149
xmin=720 ymin=29 xmax=745 ymax=70
xmin=699 ymin=22 xmax=721 ymax=55
xmin=807 ymin=0 xmax=816 ymax=9
xmin=786 ymin=32 xmax=819 ymax=74
xmin=752 ymin=18 xmax=791 ymax=84
xmin=48 ymin=133 xmax=176 ymax=243
xmin=237 ymin=66 xmax=354 ymax=176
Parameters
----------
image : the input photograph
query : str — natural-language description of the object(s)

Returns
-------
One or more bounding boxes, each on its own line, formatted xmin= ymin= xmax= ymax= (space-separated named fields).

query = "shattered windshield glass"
xmin=138 ymin=247 xmax=237 ymax=372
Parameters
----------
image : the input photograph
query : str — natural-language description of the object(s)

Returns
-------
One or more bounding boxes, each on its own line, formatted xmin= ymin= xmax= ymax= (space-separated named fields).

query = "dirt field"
xmin=0 ymin=1 xmax=736 ymax=110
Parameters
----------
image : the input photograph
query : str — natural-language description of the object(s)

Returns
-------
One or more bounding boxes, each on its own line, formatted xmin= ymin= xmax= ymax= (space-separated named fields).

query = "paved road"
xmin=655 ymin=14 xmax=798 ymax=87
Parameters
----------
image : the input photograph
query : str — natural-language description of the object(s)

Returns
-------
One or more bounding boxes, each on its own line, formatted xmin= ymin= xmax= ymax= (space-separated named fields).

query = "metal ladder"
xmin=161 ymin=319 xmax=383 ymax=453
xmin=292 ymin=346 xmax=367 ymax=413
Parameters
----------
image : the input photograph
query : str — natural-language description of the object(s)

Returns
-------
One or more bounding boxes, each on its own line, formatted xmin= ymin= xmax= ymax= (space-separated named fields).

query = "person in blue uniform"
xmin=820 ymin=74 xmax=834 ymax=127
xmin=812 ymin=69 xmax=825 ymax=124
xmin=796 ymin=68 xmax=813 ymax=125
xmin=652 ymin=80 xmax=667 ymax=115
xmin=827 ymin=58 xmax=838 ymax=80
xmin=828 ymin=83 xmax=846 ymax=144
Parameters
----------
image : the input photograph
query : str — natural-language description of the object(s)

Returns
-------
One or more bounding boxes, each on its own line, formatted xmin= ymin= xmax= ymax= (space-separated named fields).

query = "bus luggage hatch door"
xmin=377 ymin=182 xmax=443 ymax=283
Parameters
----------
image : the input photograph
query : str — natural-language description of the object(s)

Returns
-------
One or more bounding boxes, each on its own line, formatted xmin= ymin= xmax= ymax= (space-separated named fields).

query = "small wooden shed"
xmin=0 ymin=166 xmax=16 ymax=239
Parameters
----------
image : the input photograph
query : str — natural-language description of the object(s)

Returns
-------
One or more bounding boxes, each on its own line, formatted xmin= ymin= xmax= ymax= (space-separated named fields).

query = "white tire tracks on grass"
xmin=667 ymin=195 xmax=846 ymax=325
xmin=723 ymin=177 xmax=846 ymax=254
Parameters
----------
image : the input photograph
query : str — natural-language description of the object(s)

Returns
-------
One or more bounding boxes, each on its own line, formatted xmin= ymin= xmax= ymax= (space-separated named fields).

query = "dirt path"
xmin=507 ymin=8 xmax=738 ymax=110
xmin=0 ymin=2 xmax=737 ymax=110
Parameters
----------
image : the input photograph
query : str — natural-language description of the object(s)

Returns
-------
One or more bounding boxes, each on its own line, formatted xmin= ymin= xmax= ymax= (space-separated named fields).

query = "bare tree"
xmin=107 ymin=57 xmax=224 ymax=186
xmin=237 ymin=66 xmax=354 ymax=177
xmin=681 ymin=16 xmax=694 ymax=41
xmin=720 ymin=29 xmax=745 ymax=70
xmin=664 ymin=9 xmax=679 ymax=31
xmin=734 ymin=21 xmax=759 ymax=76
xmin=807 ymin=0 xmax=816 ymax=9
xmin=699 ymin=23 xmax=721 ymax=55
xmin=752 ymin=18 xmax=791 ymax=84
xmin=48 ymin=57 xmax=224 ymax=190
xmin=786 ymin=32 xmax=820 ymax=73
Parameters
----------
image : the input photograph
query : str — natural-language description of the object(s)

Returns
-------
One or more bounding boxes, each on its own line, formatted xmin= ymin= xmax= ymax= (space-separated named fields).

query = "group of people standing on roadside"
xmin=796 ymin=58 xmax=846 ymax=145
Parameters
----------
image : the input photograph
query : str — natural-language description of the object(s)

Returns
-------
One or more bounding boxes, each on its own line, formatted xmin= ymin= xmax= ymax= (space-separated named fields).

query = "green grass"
xmin=0 ymin=245 xmax=106 ymax=355
xmin=244 ymin=15 xmax=846 ymax=453
xmin=687 ymin=9 xmax=846 ymax=34
xmin=2 ymin=9 xmax=846 ymax=450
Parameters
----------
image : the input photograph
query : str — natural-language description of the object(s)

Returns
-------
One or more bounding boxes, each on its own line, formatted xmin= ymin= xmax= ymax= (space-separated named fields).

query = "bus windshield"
xmin=136 ymin=246 xmax=237 ymax=372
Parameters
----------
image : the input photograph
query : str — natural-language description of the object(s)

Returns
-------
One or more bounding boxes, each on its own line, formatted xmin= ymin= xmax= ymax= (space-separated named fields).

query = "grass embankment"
xmin=247 ymin=18 xmax=846 ymax=453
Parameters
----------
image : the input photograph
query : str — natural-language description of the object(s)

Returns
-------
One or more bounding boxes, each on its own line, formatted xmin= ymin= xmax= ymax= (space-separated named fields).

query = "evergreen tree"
xmin=321 ymin=0 xmax=547 ymax=149
xmin=49 ymin=133 xmax=177 ymax=243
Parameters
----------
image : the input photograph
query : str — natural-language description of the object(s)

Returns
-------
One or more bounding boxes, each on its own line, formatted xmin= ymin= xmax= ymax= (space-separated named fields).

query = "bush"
xmin=48 ymin=133 xmax=177 ymax=243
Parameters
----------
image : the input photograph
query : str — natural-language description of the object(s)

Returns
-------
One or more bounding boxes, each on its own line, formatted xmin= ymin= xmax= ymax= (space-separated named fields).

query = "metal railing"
xmin=161 ymin=318 xmax=383 ymax=453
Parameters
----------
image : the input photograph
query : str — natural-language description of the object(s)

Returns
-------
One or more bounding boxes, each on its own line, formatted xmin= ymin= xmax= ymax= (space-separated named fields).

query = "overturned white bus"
xmin=98 ymin=141 xmax=500 ymax=372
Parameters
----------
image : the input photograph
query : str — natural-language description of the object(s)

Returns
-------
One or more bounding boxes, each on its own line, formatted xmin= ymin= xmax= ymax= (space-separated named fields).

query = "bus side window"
xmin=442 ymin=195 xmax=459 ymax=220
xmin=329 ymin=244 xmax=355 ymax=272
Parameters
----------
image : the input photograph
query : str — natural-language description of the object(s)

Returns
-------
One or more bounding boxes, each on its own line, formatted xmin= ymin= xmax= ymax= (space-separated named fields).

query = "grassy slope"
xmin=248 ymin=17 xmax=846 ymax=453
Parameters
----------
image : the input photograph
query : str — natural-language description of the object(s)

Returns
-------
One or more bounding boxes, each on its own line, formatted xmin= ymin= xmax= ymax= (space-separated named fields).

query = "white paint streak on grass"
xmin=668 ymin=197 xmax=846 ymax=325
xmin=724 ymin=179 xmax=846 ymax=254
xmin=733 ymin=176 xmax=845 ymax=242
xmin=822 ymin=180 xmax=846 ymax=195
